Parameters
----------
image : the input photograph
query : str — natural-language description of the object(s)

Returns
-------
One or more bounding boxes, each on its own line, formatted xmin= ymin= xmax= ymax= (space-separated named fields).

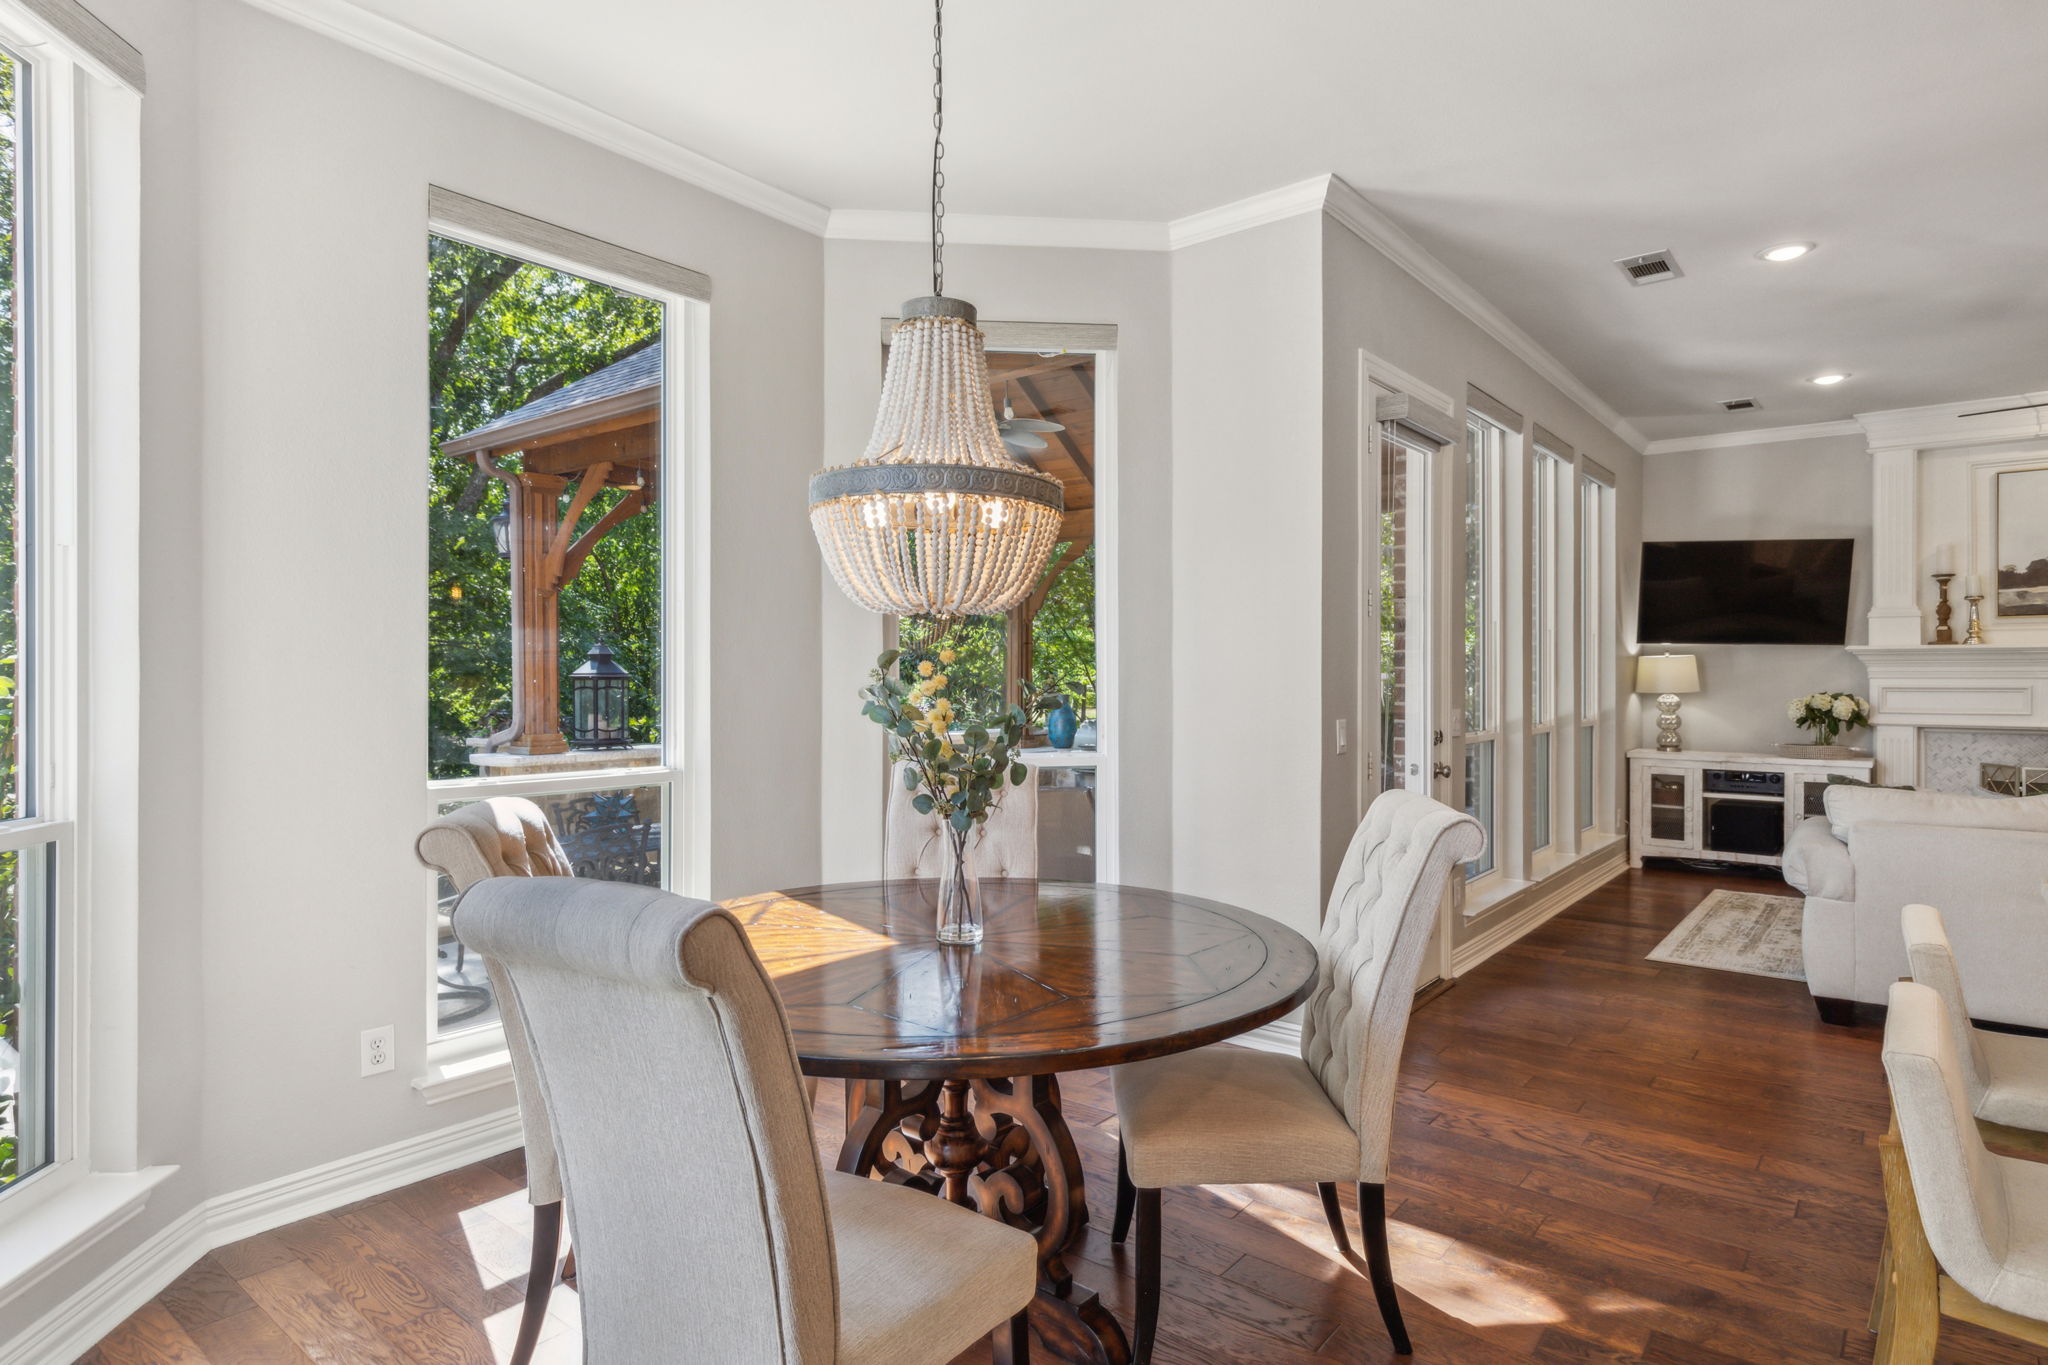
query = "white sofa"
xmin=1782 ymin=786 xmax=2048 ymax=1029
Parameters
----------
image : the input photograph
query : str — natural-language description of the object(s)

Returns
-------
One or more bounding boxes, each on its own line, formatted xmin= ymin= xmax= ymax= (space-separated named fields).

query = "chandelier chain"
xmin=930 ymin=0 xmax=945 ymax=298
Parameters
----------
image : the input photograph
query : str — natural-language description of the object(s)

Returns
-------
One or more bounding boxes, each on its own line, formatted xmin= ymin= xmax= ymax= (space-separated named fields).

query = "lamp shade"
xmin=1635 ymin=653 xmax=1700 ymax=695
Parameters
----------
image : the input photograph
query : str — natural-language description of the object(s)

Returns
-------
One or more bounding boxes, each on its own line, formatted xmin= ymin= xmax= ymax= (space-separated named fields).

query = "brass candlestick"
xmin=1966 ymin=594 xmax=1987 ymax=644
xmin=1932 ymin=572 xmax=1957 ymax=643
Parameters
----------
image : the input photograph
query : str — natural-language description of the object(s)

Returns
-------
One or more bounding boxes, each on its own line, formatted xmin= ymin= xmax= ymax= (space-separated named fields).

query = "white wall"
xmin=1639 ymin=434 xmax=1872 ymax=753
xmin=2 ymin=0 xmax=826 ymax=1339
xmin=818 ymin=239 xmax=1174 ymax=888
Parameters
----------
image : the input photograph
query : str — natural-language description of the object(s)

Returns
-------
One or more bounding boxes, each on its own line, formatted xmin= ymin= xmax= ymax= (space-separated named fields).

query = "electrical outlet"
xmin=360 ymin=1025 xmax=395 ymax=1077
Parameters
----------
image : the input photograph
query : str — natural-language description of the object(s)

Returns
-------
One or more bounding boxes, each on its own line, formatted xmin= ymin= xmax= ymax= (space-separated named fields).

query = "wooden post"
xmin=1876 ymin=1115 xmax=1941 ymax=1365
xmin=507 ymin=470 xmax=570 ymax=755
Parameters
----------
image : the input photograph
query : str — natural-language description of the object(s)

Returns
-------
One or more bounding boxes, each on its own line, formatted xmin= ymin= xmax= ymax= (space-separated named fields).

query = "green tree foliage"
xmin=891 ymin=542 xmax=1096 ymax=730
xmin=427 ymin=236 xmax=663 ymax=778
xmin=0 ymin=50 xmax=23 ymax=1186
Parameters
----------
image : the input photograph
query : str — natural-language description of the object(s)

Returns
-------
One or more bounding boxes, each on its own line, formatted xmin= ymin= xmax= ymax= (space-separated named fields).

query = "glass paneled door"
xmin=1374 ymin=427 xmax=1437 ymax=801
xmin=1367 ymin=416 xmax=1447 ymax=983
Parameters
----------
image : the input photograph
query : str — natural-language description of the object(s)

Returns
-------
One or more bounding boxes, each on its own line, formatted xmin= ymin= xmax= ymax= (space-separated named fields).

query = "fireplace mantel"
xmin=1847 ymin=644 xmax=2048 ymax=782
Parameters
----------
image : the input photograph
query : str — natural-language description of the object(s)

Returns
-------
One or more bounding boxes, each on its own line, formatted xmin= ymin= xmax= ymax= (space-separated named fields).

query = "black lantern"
xmin=568 ymin=643 xmax=632 ymax=749
xmin=489 ymin=510 xmax=512 ymax=559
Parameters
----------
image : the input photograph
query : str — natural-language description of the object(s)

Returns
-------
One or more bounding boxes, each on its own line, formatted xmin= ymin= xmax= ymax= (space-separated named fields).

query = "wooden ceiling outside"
xmin=987 ymin=350 xmax=1095 ymax=548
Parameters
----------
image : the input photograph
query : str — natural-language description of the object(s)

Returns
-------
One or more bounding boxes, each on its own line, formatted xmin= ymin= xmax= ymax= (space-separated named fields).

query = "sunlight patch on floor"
xmin=1231 ymin=1198 xmax=1570 ymax=1329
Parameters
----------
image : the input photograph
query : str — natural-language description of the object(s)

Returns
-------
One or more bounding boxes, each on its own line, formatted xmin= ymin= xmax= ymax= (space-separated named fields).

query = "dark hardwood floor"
xmin=80 ymin=866 xmax=2046 ymax=1364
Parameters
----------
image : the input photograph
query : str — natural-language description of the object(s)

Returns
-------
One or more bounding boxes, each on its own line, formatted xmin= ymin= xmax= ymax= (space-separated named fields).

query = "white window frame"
xmin=1527 ymin=438 xmax=1574 ymax=873
xmin=0 ymin=0 xmax=157 ymax=1304
xmin=414 ymin=199 xmax=711 ymax=1102
xmin=1460 ymin=414 xmax=1508 ymax=885
xmin=1578 ymin=467 xmax=1619 ymax=838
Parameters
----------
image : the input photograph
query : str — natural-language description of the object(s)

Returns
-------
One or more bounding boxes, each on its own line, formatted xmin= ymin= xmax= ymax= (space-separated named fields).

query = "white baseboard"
xmin=1450 ymin=842 xmax=1625 ymax=976
xmin=2 ymin=1107 xmax=521 ymax=1365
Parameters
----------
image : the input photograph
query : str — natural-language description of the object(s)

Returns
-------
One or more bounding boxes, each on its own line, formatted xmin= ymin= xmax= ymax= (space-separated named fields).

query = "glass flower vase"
xmin=935 ymin=825 xmax=982 ymax=945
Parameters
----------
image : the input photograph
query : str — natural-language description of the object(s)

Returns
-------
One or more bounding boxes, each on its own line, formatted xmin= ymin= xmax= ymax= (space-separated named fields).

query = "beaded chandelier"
xmin=809 ymin=0 xmax=1063 ymax=618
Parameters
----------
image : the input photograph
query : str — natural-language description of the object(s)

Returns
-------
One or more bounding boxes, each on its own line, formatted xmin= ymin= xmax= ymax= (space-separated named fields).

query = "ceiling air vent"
xmin=1720 ymin=397 xmax=1760 ymax=412
xmin=1614 ymin=249 xmax=1683 ymax=286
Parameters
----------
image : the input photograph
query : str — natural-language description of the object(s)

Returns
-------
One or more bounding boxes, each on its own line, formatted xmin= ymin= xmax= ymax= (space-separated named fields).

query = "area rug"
xmin=1645 ymin=889 xmax=1806 ymax=981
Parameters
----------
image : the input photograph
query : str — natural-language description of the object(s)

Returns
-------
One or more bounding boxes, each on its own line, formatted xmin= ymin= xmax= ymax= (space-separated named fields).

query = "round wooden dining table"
xmin=722 ymin=878 xmax=1320 ymax=1365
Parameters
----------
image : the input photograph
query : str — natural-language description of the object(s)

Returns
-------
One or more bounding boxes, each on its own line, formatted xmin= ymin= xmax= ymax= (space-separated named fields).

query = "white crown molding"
xmin=826 ymin=209 xmax=1167 ymax=252
xmin=1166 ymin=175 xmax=1334 ymax=250
xmin=1643 ymin=419 xmax=1865 ymax=456
xmin=234 ymin=0 xmax=831 ymax=234
xmin=0 ymin=1108 xmax=521 ymax=1365
xmin=1855 ymin=392 xmax=2048 ymax=453
xmin=1319 ymin=176 xmax=1648 ymax=456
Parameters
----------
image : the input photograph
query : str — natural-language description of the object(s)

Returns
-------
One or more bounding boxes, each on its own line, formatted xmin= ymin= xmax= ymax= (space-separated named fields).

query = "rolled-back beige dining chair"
xmin=452 ymin=875 xmax=1039 ymax=1364
xmin=1901 ymin=903 xmax=2048 ymax=1148
xmin=415 ymin=797 xmax=574 ymax=1365
xmin=883 ymin=759 xmax=1039 ymax=880
xmin=1873 ymin=981 xmax=2048 ymax=1365
xmin=1110 ymin=789 xmax=1483 ymax=1360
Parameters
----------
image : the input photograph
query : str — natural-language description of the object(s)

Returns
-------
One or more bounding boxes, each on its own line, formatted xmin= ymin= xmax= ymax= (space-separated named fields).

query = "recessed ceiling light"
xmin=1759 ymin=242 xmax=1816 ymax=262
xmin=1808 ymin=373 xmax=1850 ymax=386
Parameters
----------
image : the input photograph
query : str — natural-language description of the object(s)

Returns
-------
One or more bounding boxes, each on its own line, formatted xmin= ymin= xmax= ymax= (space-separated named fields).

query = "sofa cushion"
xmin=1824 ymin=786 xmax=2048 ymax=842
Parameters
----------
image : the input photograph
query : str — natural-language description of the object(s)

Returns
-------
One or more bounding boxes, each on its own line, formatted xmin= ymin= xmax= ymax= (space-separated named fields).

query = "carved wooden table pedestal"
xmin=725 ymin=879 xmax=1318 ymax=1365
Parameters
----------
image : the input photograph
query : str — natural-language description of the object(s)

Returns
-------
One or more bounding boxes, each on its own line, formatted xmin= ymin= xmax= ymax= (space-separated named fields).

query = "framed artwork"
xmin=1996 ymin=466 xmax=2048 ymax=616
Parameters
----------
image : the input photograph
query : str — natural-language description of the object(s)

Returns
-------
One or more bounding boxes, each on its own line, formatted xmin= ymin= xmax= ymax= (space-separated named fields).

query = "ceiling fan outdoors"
xmin=996 ymin=379 xmax=1064 ymax=457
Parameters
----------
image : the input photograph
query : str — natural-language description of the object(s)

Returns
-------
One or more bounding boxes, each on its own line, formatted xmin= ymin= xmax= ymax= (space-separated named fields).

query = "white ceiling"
xmin=330 ymin=0 xmax=2048 ymax=443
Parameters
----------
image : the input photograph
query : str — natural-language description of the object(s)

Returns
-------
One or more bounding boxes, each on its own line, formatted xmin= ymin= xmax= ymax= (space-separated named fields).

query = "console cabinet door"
xmin=1635 ymin=764 xmax=1698 ymax=855
xmin=1786 ymin=770 xmax=1862 ymax=844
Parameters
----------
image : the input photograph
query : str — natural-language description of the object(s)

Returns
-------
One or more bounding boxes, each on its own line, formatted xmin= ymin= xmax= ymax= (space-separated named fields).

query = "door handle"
xmin=1432 ymin=762 xmax=1453 ymax=780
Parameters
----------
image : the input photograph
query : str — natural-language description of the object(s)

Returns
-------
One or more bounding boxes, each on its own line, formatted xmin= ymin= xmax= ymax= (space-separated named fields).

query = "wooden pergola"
xmin=441 ymin=343 xmax=660 ymax=757
xmin=986 ymin=350 xmax=1096 ymax=706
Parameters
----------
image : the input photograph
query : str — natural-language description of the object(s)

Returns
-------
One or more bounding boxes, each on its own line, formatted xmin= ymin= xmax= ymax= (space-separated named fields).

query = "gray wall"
xmin=1168 ymin=215 xmax=1329 ymax=934
xmin=1319 ymin=220 xmax=1645 ymax=949
xmin=1639 ymin=434 xmax=1872 ymax=754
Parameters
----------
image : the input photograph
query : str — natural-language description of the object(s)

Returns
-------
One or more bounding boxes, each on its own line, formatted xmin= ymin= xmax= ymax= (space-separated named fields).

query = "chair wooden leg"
xmin=1133 ymin=1188 xmax=1162 ymax=1365
xmin=1877 ymin=1117 xmax=1940 ymax=1365
xmin=1112 ymin=1143 xmax=1137 ymax=1244
xmin=1317 ymin=1182 xmax=1353 ymax=1258
xmin=992 ymin=1308 xmax=1032 ymax=1365
xmin=511 ymin=1200 xmax=563 ymax=1365
xmin=1359 ymin=1182 xmax=1412 ymax=1355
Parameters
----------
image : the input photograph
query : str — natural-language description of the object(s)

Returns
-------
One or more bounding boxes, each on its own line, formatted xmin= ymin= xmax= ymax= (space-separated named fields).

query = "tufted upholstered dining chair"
xmin=1900 ymin=903 xmax=2048 ymax=1147
xmin=415 ymin=798 xmax=575 ymax=1365
xmin=1872 ymin=981 xmax=2048 ymax=1365
xmin=453 ymin=875 xmax=1040 ymax=1365
xmin=883 ymin=759 xmax=1040 ymax=881
xmin=1110 ymin=789 xmax=1483 ymax=1360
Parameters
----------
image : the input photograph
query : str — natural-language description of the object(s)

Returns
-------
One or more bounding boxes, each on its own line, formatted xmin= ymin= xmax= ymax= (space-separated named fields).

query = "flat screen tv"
xmin=1637 ymin=538 xmax=1854 ymax=645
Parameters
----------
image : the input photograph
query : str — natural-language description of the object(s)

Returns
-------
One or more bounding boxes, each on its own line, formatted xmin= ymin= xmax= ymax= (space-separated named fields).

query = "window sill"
xmin=413 ymin=1025 xmax=515 ymax=1105
xmin=0 ymin=1165 xmax=177 ymax=1310
xmin=1463 ymin=874 xmax=1533 ymax=919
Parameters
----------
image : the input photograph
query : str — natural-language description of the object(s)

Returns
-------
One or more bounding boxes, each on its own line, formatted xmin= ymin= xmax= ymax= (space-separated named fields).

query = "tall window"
xmin=1578 ymin=472 xmax=1615 ymax=832
xmin=1462 ymin=415 xmax=1504 ymax=877
xmin=1529 ymin=444 xmax=1572 ymax=856
xmin=425 ymin=233 xmax=677 ymax=1038
xmin=0 ymin=43 xmax=41 ymax=1192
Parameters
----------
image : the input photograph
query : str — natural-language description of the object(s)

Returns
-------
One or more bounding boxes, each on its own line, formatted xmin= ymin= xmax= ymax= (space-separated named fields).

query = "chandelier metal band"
xmin=808 ymin=462 xmax=1063 ymax=508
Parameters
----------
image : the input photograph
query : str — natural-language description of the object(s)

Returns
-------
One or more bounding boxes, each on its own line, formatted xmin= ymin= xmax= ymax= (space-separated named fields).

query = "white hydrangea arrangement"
xmin=1786 ymin=691 xmax=1871 ymax=747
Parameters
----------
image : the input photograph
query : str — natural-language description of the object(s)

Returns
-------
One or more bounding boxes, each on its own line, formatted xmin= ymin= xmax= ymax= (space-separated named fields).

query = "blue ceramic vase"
xmin=1046 ymin=700 xmax=1078 ymax=750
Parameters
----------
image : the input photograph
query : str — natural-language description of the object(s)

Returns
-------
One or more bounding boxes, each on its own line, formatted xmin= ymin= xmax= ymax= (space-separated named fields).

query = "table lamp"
xmin=1636 ymin=653 xmax=1700 ymax=752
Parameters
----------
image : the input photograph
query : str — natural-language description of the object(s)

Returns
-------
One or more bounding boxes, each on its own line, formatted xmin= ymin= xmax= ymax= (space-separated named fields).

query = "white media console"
xmin=1627 ymin=748 xmax=1877 ymax=870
